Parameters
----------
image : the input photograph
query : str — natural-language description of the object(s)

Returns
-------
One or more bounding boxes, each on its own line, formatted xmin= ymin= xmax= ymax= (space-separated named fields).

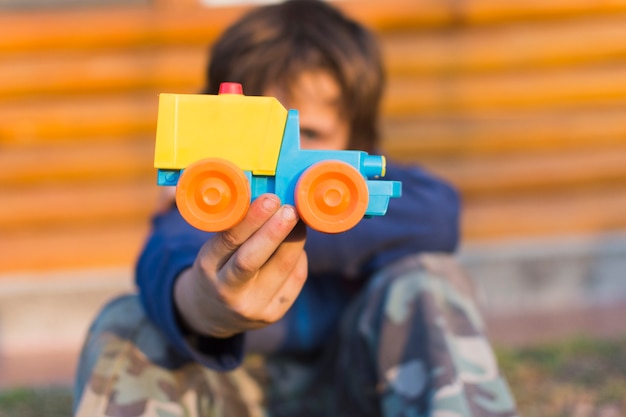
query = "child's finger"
xmin=219 ymin=204 xmax=301 ymax=289
xmin=262 ymin=245 xmax=308 ymax=322
xmin=200 ymin=194 xmax=281 ymax=272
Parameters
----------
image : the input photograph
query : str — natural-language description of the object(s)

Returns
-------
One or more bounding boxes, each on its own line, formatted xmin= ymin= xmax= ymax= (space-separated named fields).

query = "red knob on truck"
xmin=218 ymin=82 xmax=243 ymax=95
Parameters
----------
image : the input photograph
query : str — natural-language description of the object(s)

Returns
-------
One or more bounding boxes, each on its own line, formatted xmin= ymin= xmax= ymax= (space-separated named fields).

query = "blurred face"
xmin=265 ymin=71 xmax=350 ymax=151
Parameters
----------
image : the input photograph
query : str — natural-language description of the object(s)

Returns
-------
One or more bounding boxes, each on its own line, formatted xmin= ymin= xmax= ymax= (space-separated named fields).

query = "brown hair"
xmin=204 ymin=0 xmax=385 ymax=152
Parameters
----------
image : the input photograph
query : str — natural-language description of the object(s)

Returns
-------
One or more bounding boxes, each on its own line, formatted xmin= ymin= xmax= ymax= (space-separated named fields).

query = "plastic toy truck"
xmin=154 ymin=82 xmax=401 ymax=234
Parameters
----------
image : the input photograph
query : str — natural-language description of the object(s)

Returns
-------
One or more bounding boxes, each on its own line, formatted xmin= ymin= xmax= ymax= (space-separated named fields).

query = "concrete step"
xmin=0 ymin=268 xmax=134 ymax=388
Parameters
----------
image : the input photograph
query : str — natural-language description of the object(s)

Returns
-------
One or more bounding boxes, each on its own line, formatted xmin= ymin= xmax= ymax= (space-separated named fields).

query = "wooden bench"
xmin=2 ymin=0 xmax=626 ymax=272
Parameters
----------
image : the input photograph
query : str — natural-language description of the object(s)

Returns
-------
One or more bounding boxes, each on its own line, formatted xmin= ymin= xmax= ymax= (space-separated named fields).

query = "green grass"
xmin=0 ymin=386 xmax=72 ymax=417
xmin=497 ymin=336 xmax=626 ymax=417
xmin=2 ymin=337 xmax=626 ymax=416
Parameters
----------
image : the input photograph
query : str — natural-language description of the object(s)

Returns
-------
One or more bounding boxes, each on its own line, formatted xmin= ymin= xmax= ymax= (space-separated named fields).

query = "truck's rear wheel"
xmin=295 ymin=161 xmax=368 ymax=233
xmin=176 ymin=158 xmax=250 ymax=232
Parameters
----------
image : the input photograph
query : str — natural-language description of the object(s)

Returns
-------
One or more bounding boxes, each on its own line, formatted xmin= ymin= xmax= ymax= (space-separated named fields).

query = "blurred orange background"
xmin=2 ymin=0 xmax=626 ymax=387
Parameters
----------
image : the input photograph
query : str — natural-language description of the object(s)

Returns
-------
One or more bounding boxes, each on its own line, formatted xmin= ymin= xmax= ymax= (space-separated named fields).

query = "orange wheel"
xmin=295 ymin=161 xmax=368 ymax=233
xmin=176 ymin=158 xmax=250 ymax=232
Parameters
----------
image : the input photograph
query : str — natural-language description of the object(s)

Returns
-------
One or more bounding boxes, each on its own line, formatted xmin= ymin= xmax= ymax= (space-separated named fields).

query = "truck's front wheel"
xmin=176 ymin=158 xmax=250 ymax=232
xmin=295 ymin=161 xmax=368 ymax=234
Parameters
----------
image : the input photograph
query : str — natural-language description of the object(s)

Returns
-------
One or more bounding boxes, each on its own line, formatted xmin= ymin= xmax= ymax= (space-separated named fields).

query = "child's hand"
xmin=174 ymin=194 xmax=308 ymax=338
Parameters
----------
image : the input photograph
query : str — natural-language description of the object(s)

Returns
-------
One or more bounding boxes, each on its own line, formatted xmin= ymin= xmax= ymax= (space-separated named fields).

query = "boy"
xmin=74 ymin=1 xmax=517 ymax=416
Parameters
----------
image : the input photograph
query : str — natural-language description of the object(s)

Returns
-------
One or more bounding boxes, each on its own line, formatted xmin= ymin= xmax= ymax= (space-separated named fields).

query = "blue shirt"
xmin=135 ymin=162 xmax=460 ymax=370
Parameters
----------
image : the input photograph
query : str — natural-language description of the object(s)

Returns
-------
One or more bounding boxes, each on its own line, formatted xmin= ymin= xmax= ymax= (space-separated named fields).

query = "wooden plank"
xmin=0 ymin=179 xmax=157 ymax=231
xmin=460 ymin=0 xmax=626 ymax=24
xmin=381 ymin=101 xmax=626 ymax=159
xmin=384 ymin=63 xmax=626 ymax=115
xmin=0 ymin=140 xmax=154 ymax=186
xmin=384 ymin=14 xmax=626 ymax=75
xmin=0 ymin=93 xmax=157 ymax=144
xmin=0 ymin=0 xmax=450 ymax=54
xmin=334 ymin=0 xmax=451 ymax=30
xmin=462 ymin=186 xmax=626 ymax=241
xmin=0 ymin=223 xmax=149 ymax=272
xmin=421 ymin=145 xmax=626 ymax=198
xmin=0 ymin=5 xmax=243 ymax=53
xmin=0 ymin=46 xmax=206 ymax=98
